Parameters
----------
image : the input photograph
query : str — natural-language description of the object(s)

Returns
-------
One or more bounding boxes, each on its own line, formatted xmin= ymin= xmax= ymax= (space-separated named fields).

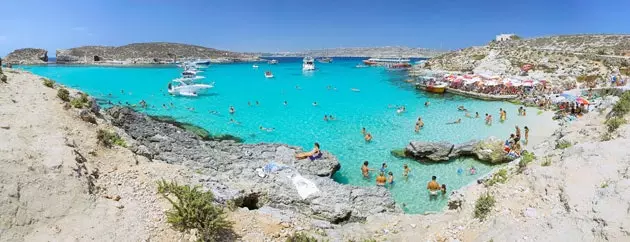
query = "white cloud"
xmin=72 ymin=27 xmax=86 ymax=31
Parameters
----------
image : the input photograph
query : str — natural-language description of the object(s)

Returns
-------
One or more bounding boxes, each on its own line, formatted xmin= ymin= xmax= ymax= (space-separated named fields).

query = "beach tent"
xmin=576 ymin=97 xmax=590 ymax=105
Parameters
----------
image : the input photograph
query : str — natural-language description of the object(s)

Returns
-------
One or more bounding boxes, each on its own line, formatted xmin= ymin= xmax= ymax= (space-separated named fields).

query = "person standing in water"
xmin=427 ymin=176 xmax=441 ymax=200
xmin=324 ymin=115 xmax=329 ymax=121
xmin=403 ymin=164 xmax=411 ymax=180
xmin=361 ymin=161 xmax=374 ymax=178
xmin=364 ymin=132 xmax=373 ymax=142
xmin=475 ymin=112 xmax=480 ymax=118
xmin=524 ymin=126 xmax=530 ymax=144
xmin=380 ymin=163 xmax=388 ymax=173
xmin=229 ymin=106 xmax=235 ymax=114
xmin=376 ymin=172 xmax=387 ymax=186
xmin=387 ymin=172 xmax=395 ymax=186
xmin=441 ymin=184 xmax=447 ymax=197
xmin=515 ymin=125 xmax=521 ymax=139
xmin=361 ymin=127 xmax=367 ymax=135
xmin=415 ymin=117 xmax=424 ymax=133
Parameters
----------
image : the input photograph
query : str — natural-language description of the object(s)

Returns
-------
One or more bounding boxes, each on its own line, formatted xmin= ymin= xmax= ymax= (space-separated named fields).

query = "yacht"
xmin=167 ymin=79 xmax=214 ymax=97
xmin=268 ymin=59 xmax=278 ymax=65
xmin=302 ymin=56 xmax=315 ymax=71
xmin=317 ymin=57 xmax=333 ymax=63
xmin=264 ymin=71 xmax=274 ymax=78
xmin=362 ymin=57 xmax=411 ymax=66
xmin=252 ymin=64 xmax=259 ymax=69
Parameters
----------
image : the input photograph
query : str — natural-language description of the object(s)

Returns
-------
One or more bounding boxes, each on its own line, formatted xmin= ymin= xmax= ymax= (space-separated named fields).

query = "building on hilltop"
xmin=496 ymin=34 xmax=516 ymax=42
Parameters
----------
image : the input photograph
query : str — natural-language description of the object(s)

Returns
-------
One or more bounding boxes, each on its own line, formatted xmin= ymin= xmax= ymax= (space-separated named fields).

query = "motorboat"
xmin=268 ymin=59 xmax=278 ymax=65
xmin=265 ymin=71 xmax=274 ymax=78
xmin=302 ymin=56 xmax=315 ymax=71
xmin=317 ymin=57 xmax=333 ymax=63
xmin=425 ymin=82 xmax=448 ymax=94
xmin=167 ymin=79 xmax=214 ymax=97
xmin=182 ymin=69 xmax=204 ymax=78
xmin=252 ymin=64 xmax=259 ymax=69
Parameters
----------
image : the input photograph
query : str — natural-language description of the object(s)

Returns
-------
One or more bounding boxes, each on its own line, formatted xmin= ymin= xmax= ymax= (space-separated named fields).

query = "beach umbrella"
xmin=576 ymin=97 xmax=590 ymax=105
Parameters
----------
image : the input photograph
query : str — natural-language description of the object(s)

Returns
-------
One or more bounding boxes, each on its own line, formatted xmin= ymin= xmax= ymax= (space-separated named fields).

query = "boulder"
xmin=405 ymin=141 xmax=454 ymax=161
xmin=4 ymin=48 xmax=48 ymax=64
xmin=471 ymin=137 xmax=510 ymax=164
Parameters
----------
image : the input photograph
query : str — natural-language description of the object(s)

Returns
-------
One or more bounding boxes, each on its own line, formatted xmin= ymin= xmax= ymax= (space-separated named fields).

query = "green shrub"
xmin=57 ymin=88 xmax=70 ymax=102
xmin=541 ymin=156 xmax=552 ymax=166
xmin=556 ymin=140 xmax=572 ymax=149
xmin=612 ymin=91 xmax=630 ymax=117
xmin=606 ymin=117 xmax=627 ymax=132
xmin=0 ymin=74 xmax=6 ymax=83
xmin=70 ymin=93 xmax=90 ymax=108
xmin=537 ymin=110 xmax=544 ymax=115
xmin=96 ymin=129 xmax=126 ymax=148
xmin=474 ymin=193 xmax=496 ymax=220
xmin=150 ymin=115 xmax=243 ymax=142
xmin=510 ymin=35 xmax=522 ymax=40
xmin=472 ymin=54 xmax=487 ymax=61
xmin=601 ymin=133 xmax=613 ymax=141
xmin=157 ymin=180 xmax=233 ymax=242
xmin=576 ymin=75 xmax=599 ymax=83
xmin=42 ymin=78 xmax=55 ymax=88
xmin=518 ymin=151 xmax=536 ymax=172
xmin=286 ymin=233 xmax=319 ymax=242
xmin=486 ymin=169 xmax=509 ymax=186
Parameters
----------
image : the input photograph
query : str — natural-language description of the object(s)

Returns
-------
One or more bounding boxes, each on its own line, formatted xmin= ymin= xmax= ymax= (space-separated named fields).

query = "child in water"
xmin=380 ymin=163 xmax=388 ymax=173
xmin=469 ymin=166 xmax=477 ymax=175
xmin=441 ymin=184 xmax=447 ymax=197
xmin=387 ymin=172 xmax=395 ymax=186
xmin=403 ymin=164 xmax=411 ymax=179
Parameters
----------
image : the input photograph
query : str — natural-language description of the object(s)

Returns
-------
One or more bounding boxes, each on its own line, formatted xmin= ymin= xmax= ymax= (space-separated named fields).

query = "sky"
xmin=1 ymin=0 xmax=629 ymax=56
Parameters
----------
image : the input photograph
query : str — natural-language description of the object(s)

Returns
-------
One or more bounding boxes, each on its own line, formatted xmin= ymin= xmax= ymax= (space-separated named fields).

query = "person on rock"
xmin=294 ymin=143 xmax=320 ymax=160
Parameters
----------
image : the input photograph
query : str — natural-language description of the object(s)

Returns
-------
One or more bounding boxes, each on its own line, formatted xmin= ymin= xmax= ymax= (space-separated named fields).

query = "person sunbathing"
xmin=295 ymin=143 xmax=321 ymax=160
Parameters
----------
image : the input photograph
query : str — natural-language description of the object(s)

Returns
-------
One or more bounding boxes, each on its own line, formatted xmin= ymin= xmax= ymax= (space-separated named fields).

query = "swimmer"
xmin=424 ymin=101 xmax=430 ymax=107
xmin=387 ymin=172 xmax=395 ymax=186
xmin=361 ymin=127 xmax=367 ymax=135
xmin=229 ymin=119 xmax=241 ymax=125
xmin=351 ymin=88 xmax=360 ymax=92
xmin=121 ymin=89 xmax=124 ymax=94
xmin=465 ymin=112 xmax=472 ymax=118
xmin=475 ymin=112 xmax=479 ymax=118
xmin=522 ymin=109 xmax=527 ymax=116
xmin=170 ymin=102 xmax=174 ymax=107
xmin=255 ymin=100 xmax=259 ymax=106
xmin=415 ymin=117 xmax=424 ymax=133
xmin=361 ymin=161 xmax=374 ymax=178
xmin=380 ymin=163 xmax=388 ymax=173
xmin=312 ymin=102 xmax=318 ymax=106
xmin=209 ymin=110 xmax=219 ymax=115
xmin=187 ymin=107 xmax=195 ymax=111
xmin=259 ymin=125 xmax=275 ymax=132
xmin=396 ymin=106 xmax=406 ymax=114
xmin=229 ymin=106 xmax=235 ymax=114
xmin=296 ymin=85 xmax=301 ymax=90
xmin=515 ymin=125 xmax=521 ymax=138
xmin=457 ymin=105 xmax=467 ymax=111
xmin=403 ymin=164 xmax=411 ymax=179
xmin=518 ymin=106 xmax=523 ymax=116
xmin=324 ymin=115 xmax=329 ymax=121
xmin=446 ymin=118 xmax=462 ymax=124
xmin=283 ymin=100 xmax=288 ymax=106
xmin=364 ymin=132 xmax=373 ymax=142
xmin=329 ymin=115 xmax=335 ymax=120
xmin=162 ymin=104 xmax=167 ymax=109
xmin=441 ymin=184 xmax=447 ymax=196
xmin=469 ymin=166 xmax=477 ymax=175
xmin=376 ymin=172 xmax=387 ymax=186
xmin=248 ymin=101 xmax=251 ymax=106
xmin=108 ymin=93 xmax=112 ymax=97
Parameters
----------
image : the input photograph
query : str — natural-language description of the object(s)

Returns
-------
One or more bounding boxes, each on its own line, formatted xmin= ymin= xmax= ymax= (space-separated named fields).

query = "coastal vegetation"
xmin=541 ymin=156 xmax=552 ymax=166
xmin=611 ymin=91 xmax=630 ymax=117
xmin=70 ymin=93 xmax=90 ymax=108
xmin=96 ymin=129 xmax=127 ymax=148
xmin=518 ymin=151 xmax=536 ymax=172
xmin=555 ymin=140 xmax=572 ymax=149
xmin=474 ymin=192 xmax=496 ymax=220
xmin=57 ymin=88 xmax=70 ymax=102
xmin=150 ymin=115 xmax=243 ymax=142
xmin=157 ymin=180 xmax=233 ymax=242
xmin=472 ymin=54 xmax=486 ymax=61
xmin=606 ymin=117 xmax=627 ymax=132
xmin=486 ymin=168 xmax=509 ymax=186
xmin=285 ymin=233 xmax=319 ymax=242
xmin=42 ymin=78 xmax=55 ymax=88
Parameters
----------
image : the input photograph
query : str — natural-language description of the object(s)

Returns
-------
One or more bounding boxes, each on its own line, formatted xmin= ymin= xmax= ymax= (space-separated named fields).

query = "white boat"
xmin=302 ymin=56 xmax=315 ymax=71
xmin=363 ymin=57 xmax=411 ymax=66
xmin=268 ymin=59 xmax=278 ymax=65
xmin=167 ymin=79 xmax=214 ymax=96
xmin=355 ymin=64 xmax=368 ymax=68
xmin=264 ymin=71 xmax=274 ymax=78
xmin=317 ymin=57 xmax=333 ymax=63
xmin=252 ymin=64 xmax=259 ymax=69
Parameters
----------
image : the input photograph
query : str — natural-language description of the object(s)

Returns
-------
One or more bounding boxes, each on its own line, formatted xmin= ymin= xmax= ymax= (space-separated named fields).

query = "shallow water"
xmin=22 ymin=57 xmax=552 ymax=213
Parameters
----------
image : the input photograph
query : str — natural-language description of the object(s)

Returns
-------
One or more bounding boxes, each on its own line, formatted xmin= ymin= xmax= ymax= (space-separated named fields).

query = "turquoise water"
xmin=21 ymin=58 xmax=548 ymax=213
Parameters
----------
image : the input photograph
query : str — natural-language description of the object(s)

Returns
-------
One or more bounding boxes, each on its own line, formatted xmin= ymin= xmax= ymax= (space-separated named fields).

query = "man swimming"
xmin=475 ymin=112 xmax=480 ymax=118
xmin=376 ymin=172 xmax=387 ymax=186
xmin=424 ymin=101 xmax=430 ymax=107
xmin=259 ymin=126 xmax=275 ymax=132
xmin=403 ymin=164 xmax=411 ymax=179
xmin=361 ymin=127 xmax=367 ymax=135
xmin=229 ymin=106 xmax=235 ymax=114
xmin=446 ymin=118 xmax=462 ymax=124
xmin=457 ymin=105 xmax=467 ymax=111
xmin=364 ymin=132 xmax=373 ymax=142
xmin=313 ymin=102 xmax=318 ymax=106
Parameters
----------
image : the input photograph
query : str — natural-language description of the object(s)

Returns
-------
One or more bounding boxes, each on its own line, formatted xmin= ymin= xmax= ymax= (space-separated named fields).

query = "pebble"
xmin=115 ymin=204 xmax=124 ymax=209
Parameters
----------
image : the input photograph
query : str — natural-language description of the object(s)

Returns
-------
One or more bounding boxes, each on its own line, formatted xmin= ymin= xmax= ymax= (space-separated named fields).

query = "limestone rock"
xmin=4 ymin=48 xmax=48 ymax=64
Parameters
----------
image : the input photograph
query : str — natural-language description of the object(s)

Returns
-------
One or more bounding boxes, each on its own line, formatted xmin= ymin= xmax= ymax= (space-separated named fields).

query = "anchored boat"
xmin=168 ymin=79 xmax=214 ymax=97
xmin=302 ymin=56 xmax=315 ymax=71
xmin=265 ymin=71 xmax=274 ymax=78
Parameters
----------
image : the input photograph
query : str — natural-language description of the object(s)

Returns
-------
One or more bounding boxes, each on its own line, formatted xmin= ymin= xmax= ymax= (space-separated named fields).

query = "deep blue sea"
xmin=20 ymin=57 xmax=551 ymax=213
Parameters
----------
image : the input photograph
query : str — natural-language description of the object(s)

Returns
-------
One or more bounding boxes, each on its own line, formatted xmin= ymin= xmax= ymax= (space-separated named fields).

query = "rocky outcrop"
xmin=56 ymin=42 xmax=259 ymax=64
xmin=4 ymin=48 xmax=48 ymax=64
xmin=105 ymin=107 xmax=399 ymax=223
xmin=404 ymin=138 xmax=511 ymax=164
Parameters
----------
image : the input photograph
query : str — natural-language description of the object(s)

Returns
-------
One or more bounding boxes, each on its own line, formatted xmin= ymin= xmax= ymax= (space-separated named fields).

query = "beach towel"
xmin=308 ymin=152 xmax=323 ymax=161
xmin=292 ymin=174 xmax=319 ymax=199
xmin=262 ymin=162 xmax=289 ymax=173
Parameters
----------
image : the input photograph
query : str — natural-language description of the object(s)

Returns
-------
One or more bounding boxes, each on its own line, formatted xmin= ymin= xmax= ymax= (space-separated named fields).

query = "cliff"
xmin=4 ymin=48 xmax=48 ymax=64
xmin=253 ymin=46 xmax=445 ymax=58
xmin=55 ymin=42 xmax=260 ymax=64
xmin=420 ymin=34 xmax=630 ymax=88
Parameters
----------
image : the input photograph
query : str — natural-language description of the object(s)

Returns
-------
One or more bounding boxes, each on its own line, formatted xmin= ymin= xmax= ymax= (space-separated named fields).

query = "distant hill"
xmin=421 ymin=34 xmax=630 ymax=88
xmin=4 ymin=48 xmax=49 ymax=64
xmin=249 ymin=46 xmax=445 ymax=58
xmin=55 ymin=42 xmax=260 ymax=64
